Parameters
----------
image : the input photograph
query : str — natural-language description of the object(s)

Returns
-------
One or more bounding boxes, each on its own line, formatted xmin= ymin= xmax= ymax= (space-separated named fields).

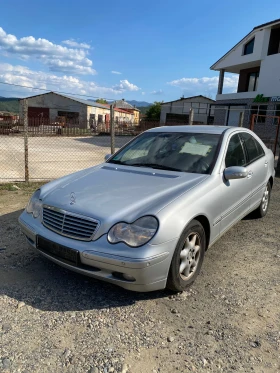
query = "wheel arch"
xmin=192 ymin=215 xmax=211 ymax=250
xmin=269 ymin=176 xmax=273 ymax=189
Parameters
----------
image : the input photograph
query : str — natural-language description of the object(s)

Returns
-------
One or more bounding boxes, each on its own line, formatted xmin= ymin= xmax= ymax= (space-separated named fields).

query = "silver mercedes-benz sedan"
xmin=19 ymin=126 xmax=275 ymax=292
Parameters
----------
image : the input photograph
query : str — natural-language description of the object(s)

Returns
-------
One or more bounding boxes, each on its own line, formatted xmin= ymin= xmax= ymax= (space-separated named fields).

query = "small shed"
xmin=160 ymin=95 xmax=216 ymax=125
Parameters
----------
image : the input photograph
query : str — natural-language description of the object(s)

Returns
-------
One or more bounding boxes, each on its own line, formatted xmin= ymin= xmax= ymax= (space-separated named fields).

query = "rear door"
xmin=240 ymin=132 xmax=268 ymax=210
xmin=220 ymin=133 xmax=252 ymax=234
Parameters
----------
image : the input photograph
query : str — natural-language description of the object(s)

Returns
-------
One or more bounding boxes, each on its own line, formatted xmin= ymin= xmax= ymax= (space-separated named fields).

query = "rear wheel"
xmin=252 ymin=182 xmax=271 ymax=218
xmin=167 ymin=220 xmax=206 ymax=292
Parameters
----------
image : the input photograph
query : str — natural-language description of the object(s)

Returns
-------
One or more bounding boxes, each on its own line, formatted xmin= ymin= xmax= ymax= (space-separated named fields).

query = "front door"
xmin=239 ymin=132 xmax=268 ymax=210
xmin=220 ymin=133 xmax=252 ymax=234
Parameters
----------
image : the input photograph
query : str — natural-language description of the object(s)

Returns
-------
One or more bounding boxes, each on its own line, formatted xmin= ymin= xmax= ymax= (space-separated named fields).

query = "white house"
xmin=211 ymin=18 xmax=280 ymax=126
xmin=160 ymin=95 xmax=215 ymax=125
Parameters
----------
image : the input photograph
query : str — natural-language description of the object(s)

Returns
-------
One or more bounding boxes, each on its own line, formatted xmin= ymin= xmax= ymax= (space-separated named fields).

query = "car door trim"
xmin=221 ymin=193 xmax=252 ymax=220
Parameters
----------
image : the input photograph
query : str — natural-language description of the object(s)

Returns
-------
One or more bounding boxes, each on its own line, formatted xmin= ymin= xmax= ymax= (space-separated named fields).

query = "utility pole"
xmin=23 ymin=99 xmax=29 ymax=182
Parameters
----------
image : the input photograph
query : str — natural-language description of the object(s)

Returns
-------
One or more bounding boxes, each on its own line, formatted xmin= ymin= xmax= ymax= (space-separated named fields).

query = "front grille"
xmin=42 ymin=206 xmax=100 ymax=241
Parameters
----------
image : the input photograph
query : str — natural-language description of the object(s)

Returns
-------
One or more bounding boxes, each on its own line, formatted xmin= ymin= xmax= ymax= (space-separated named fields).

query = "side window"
xmin=240 ymin=132 xmax=264 ymax=163
xmin=225 ymin=134 xmax=246 ymax=168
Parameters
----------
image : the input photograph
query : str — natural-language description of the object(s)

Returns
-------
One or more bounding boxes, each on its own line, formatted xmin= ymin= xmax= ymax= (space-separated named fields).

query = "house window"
xmin=247 ymin=72 xmax=259 ymax=91
xmin=267 ymin=27 xmax=280 ymax=55
xmin=98 ymin=114 xmax=103 ymax=123
xmin=243 ymin=38 xmax=255 ymax=55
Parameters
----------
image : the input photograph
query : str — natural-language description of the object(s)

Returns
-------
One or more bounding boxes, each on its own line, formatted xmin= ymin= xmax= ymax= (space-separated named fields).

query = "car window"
xmin=240 ymin=132 xmax=264 ymax=163
xmin=225 ymin=134 xmax=246 ymax=168
xmin=109 ymin=132 xmax=221 ymax=174
xmin=120 ymin=137 xmax=154 ymax=162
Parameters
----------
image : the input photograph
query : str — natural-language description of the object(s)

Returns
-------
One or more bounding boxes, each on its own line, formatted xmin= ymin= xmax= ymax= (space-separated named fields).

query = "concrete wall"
xmin=87 ymin=106 xmax=110 ymax=127
xmin=258 ymin=54 xmax=280 ymax=97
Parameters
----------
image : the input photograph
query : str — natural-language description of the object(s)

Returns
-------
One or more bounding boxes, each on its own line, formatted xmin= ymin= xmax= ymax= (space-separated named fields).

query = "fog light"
xmin=122 ymin=273 xmax=136 ymax=282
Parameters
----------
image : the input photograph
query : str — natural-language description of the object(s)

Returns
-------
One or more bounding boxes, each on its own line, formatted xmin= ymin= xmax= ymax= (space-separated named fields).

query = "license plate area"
xmin=37 ymin=236 xmax=79 ymax=266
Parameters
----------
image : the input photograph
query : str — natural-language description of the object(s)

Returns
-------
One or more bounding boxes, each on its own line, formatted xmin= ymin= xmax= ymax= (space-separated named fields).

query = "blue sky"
xmin=0 ymin=0 xmax=280 ymax=103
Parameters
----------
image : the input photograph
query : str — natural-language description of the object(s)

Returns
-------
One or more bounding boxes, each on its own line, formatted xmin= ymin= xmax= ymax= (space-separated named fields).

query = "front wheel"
xmin=252 ymin=182 xmax=271 ymax=218
xmin=167 ymin=220 xmax=206 ymax=292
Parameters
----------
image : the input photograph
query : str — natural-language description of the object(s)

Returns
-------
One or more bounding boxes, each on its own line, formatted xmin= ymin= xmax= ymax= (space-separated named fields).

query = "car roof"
xmin=147 ymin=125 xmax=230 ymax=135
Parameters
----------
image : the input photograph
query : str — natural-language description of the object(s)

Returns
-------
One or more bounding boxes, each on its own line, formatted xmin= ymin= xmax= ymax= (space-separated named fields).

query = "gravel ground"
xmin=0 ymin=179 xmax=280 ymax=373
xmin=0 ymin=135 xmax=132 ymax=182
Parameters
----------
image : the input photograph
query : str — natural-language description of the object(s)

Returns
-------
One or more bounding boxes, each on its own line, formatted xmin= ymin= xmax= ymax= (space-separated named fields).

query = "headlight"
xmin=108 ymin=216 xmax=158 ymax=247
xmin=26 ymin=189 xmax=42 ymax=218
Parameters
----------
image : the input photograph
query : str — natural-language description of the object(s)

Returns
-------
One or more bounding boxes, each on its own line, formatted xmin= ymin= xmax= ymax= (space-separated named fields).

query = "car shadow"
xmin=0 ymin=209 xmax=172 ymax=312
xmin=73 ymin=135 xmax=133 ymax=148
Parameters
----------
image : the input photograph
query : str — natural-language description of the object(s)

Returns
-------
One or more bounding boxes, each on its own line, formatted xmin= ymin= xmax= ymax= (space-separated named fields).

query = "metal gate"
xmin=250 ymin=114 xmax=280 ymax=157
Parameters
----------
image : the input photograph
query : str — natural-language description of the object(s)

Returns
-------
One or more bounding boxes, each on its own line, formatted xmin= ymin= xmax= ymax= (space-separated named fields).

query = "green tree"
xmin=96 ymin=98 xmax=108 ymax=104
xmin=145 ymin=101 xmax=162 ymax=120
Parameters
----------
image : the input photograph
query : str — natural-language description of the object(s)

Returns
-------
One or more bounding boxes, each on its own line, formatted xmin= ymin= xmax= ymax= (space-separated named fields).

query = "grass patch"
xmin=0 ymin=182 xmax=47 ymax=192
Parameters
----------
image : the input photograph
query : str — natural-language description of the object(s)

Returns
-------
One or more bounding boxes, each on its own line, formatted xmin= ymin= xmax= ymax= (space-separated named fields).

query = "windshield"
xmin=108 ymin=132 xmax=221 ymax=174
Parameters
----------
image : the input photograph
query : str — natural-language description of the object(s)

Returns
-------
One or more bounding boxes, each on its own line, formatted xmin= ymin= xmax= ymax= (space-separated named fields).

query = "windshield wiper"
xmin=128 ymin=163 xmax=183 ymax=172
xmin=108 ymin=160 xmax=126 ymax=165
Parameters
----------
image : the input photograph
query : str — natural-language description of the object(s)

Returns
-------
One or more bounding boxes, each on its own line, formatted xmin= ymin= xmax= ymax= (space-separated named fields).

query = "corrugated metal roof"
xmin=113 ymin=99 xmax=135 ymax=109
xmin=161 ymin=95 xmax=215 ymax=105
xmin=19 ymin=91 xmax=109 ymax=109
xmin=59 ymin=93 xmax=109 ymax=108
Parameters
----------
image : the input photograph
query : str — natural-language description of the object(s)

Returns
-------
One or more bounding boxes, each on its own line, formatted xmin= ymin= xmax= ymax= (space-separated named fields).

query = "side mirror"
xmin=224 ymin=166 xmax=248 ymax=180
xmin=104 ymin=154 xmax=111 ymax=161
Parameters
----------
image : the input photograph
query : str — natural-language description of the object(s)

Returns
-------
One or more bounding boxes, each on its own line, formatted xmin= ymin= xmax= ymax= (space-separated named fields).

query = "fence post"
xmin=110 ymin=104 xmax=115 ymax=155
xmin=238 ymin=111 xmax=244 ymax=127
xmin=23 ymin=99 xmax=29 ymax=182
xmin=250 ymin=114 xmax=255 ymax=131
xmin=189 ymin=108 xmax=194 ymax=125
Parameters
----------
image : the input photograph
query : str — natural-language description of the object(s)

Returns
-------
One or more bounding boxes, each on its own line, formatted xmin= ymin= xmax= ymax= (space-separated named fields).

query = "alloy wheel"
xmin=179 ymin=233 xmax=201 ymax=280
xmin=262 ymin=185 xmax=269 ymax=212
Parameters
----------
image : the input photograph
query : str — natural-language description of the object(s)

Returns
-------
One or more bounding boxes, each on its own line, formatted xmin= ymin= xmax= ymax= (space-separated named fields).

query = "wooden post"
xmin=110 ymin=104 xmax=115 ymax=155
xmin=274 ymin=118 xmax=280 ymax=159
xmin=189 ymin=108 xmax=194 ymax=125
xmin=23 ymin=99 xmax=29 ymax=182
xmin=238 ymin=111 xmax=244 ymax=127
xmin=250 ymin=113 xmax=255 ymax=131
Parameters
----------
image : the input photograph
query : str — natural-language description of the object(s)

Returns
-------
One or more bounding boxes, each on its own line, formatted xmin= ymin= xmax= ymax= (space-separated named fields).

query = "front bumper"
xmin=19 ymin=211 xmax=176 ymax=292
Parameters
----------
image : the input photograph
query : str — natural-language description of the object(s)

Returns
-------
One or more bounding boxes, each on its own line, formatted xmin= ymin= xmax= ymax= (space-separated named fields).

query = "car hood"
xmin=41 ymin=164 xmax=207 ymax=237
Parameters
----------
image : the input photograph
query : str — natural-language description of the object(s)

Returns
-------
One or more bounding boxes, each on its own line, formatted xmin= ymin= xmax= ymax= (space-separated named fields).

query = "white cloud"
xmin=113 ymin=79 xmax=140 ymax=92
xmin=62 ymin=39 xmax=90 ymax=49
xmin=141 ymin=92 xmax=145 ymax=95
xmin=47 ymin=59 xmax=95 ymax=75
xmin=0 ymin=63 xmax=139 ymax=98
xmin=167 ymin=75 xmax=238 ymax=94
xmin=111 ymin=70 xmax=122 ymax=75
xmin=151 ymin=89 xmax=163 ymax=95
xmin=0 ymin=27 xmax=95 ymax=75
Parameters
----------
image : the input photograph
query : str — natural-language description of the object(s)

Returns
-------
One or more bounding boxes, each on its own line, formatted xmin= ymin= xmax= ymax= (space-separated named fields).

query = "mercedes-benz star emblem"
xmin=70 ymin=192 xmax=76 ymax=205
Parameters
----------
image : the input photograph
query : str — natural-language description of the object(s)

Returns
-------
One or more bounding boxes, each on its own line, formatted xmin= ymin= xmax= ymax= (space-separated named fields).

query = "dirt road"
xmin=0 ymin=180 xmax=279 ymax=373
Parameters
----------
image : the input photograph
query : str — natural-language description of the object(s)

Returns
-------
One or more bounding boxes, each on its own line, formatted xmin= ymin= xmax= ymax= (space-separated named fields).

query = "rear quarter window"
xmin=240 ymin=132 xmax=265 ymax=163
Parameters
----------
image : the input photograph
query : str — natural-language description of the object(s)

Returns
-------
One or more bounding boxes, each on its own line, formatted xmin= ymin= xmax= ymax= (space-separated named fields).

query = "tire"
xmin=252 ymin=182 xmax=271 ymax=218
xmin=167 ymin=219 xmax=206 ymax=292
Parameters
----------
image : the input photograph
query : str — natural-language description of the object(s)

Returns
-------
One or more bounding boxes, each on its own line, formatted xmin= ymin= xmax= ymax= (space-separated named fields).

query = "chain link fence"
xmin=1 ymin=110 xmax=279 ymax=183
xmin=0 ymin=118 xmax=166 ymax=182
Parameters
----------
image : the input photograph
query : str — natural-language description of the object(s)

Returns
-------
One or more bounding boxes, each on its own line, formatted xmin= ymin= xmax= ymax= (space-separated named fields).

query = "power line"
xmin=0 ymin=81 xmax=118 ymax=101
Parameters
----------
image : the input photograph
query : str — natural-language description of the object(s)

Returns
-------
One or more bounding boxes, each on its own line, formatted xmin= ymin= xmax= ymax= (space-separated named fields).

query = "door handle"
xmin=264 ymin=161 xmax=268 ymax=167
xmin=247 ymin=170 xmax=253 ymax=179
